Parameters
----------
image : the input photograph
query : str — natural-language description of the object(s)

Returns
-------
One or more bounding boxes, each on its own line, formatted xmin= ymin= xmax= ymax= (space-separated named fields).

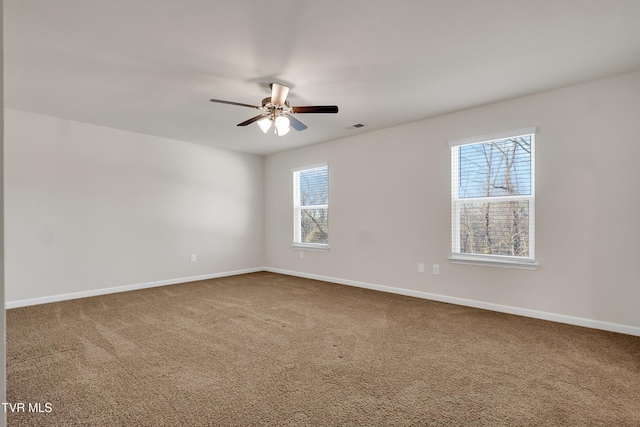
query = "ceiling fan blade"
xmin=270 ymin=83 xmax=290 ymax=106
xmin=288 ymin=115 xmax=308 ymax=131
xmin=210 ymin=99 xmax=262 ymax=109
xmin=237 ymin=114 xmax=269 ymax=126
xmin=291 ymin=105 xmax=339 ymax=114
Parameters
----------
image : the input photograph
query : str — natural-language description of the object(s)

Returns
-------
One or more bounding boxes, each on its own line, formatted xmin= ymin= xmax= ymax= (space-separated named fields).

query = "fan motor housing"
xmin=262 ymin=97 xmax=290 ymax=108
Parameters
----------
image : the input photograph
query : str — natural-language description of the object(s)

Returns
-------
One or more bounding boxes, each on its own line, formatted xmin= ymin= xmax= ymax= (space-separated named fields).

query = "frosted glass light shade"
xmin=275 ymin=116 xmax=291 ymax=136
xmin=271 ymin=84 xmax=290 ymax=106
xmin=257 ymin=117 xmax=272 ymax=133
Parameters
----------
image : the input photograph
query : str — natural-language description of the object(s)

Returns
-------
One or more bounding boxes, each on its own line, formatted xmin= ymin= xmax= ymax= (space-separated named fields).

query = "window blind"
xmin=451 ymin=130 xmax=535 ymax=260
xmin=293 ymin=165 xmax=329 ymax=245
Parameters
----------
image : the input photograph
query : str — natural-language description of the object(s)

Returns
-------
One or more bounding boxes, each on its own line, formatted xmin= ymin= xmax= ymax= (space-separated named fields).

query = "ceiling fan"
xmin=210 ymin=83 xmax=339 ymax=136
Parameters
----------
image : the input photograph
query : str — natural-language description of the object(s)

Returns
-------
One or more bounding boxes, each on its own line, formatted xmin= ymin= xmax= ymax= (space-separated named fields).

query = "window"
xmin=450 ymin=127 xmax=536 ymax=269
xmin=293 ymin=164 xmax=329 ymax=249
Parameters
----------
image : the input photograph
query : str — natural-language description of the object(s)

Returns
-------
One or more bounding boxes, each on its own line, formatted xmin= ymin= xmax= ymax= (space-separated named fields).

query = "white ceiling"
xmin=5 ymin=1 xmax=640 ymax=155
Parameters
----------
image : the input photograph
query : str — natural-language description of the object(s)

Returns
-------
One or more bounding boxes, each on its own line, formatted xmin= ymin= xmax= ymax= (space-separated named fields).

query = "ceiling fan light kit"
xmin=210 ymin=83 xmax=338 ymax=136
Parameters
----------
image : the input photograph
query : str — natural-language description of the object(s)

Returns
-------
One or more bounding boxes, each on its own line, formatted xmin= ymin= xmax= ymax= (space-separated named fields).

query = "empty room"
xmin=2 ymin=1 xmax=640 ymax=426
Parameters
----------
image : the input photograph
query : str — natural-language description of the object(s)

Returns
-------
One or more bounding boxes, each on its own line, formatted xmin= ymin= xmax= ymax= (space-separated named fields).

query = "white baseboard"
xmin=264 ymin=267 xmax=640 ymax=337
xmin=5 ymin=267 xmax=264 ymax=309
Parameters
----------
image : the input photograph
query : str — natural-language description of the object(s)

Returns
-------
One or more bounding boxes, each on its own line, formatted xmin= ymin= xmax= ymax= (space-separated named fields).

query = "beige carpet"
xmin=6 ymin=272 xmax=640 ymax=426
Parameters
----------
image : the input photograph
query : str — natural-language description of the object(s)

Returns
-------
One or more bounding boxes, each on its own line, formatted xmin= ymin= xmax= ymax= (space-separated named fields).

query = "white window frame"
xmin=292 ymin=163 xmax=329 ymax=250
xmin=449 ymin=127 xmax=537 ymax=270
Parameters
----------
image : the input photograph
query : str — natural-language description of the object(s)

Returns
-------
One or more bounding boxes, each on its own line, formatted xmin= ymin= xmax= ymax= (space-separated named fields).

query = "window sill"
xmin=449 ymin=254 xmax=538 ymax=270
xmin=291 ymin=243 xmax=329 ymax=251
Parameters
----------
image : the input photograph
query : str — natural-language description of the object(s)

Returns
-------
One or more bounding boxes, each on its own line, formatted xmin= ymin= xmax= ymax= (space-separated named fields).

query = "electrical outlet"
xmin=418 ymin=263 xmax=425 ymax=273
xmin=433 ymin=264 xmax=440 ymax=275
xmin=299 ymin=251 xmax=304 ymax=259
xmin=190 ymin=254 xmax=197 ymax=262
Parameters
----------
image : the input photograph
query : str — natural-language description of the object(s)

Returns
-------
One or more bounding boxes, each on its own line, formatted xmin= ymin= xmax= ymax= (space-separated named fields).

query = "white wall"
xmin=1 ymin=4 xmax=6 ymax=424
xmin=5 ymin=109 xmax=264 ymax=303
xmin=265 ymin=70 xmax=640 ymax=331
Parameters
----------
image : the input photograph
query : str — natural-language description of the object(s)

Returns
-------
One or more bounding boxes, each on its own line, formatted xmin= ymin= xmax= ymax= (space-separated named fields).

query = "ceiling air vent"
xmin=349 ymin=123 xmax=366 ymax=129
